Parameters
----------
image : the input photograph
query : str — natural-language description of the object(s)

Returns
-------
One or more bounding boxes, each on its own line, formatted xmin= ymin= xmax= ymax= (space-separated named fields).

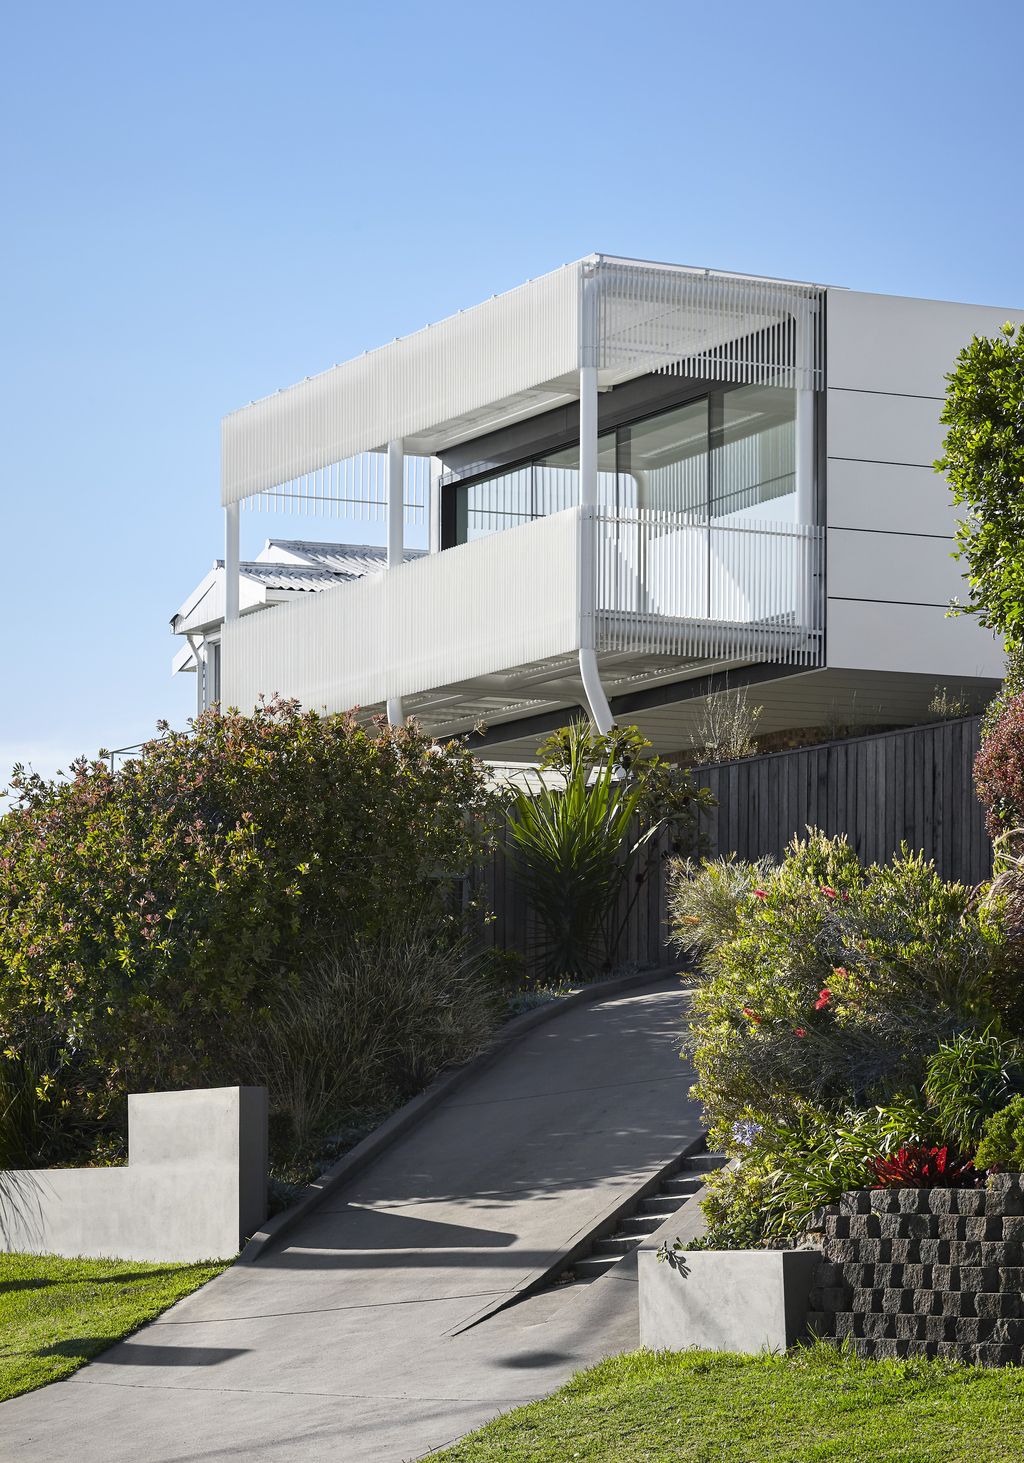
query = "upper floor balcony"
xmin=182 ymin=255 xmax=827 ymax=745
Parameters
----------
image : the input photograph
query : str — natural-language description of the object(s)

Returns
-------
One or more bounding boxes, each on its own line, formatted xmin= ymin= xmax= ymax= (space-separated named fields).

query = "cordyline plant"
xmin=0 ymin=697 xmax=495 ymax=1156
xmin=503 ymin=721 xmax=711 ymax=981
xmin=867 ymin=1144 xmax=977 ymax=1190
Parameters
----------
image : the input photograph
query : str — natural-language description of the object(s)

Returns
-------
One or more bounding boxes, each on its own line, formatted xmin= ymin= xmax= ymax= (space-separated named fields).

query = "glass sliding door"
xmin=619 ymin=400 xmax=708 ymax=516
xmin=710 ymin=384 xmax=795 ymax=523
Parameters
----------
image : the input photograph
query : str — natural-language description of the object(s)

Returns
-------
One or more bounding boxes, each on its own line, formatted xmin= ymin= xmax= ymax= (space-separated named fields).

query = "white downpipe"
xmin=428 ymin=456 xmax=443 ymax=554
xmin=576 ymin=270 xmax=613 ymax=734
xmin=224 ymin=502 xmax=240 ymax=624
xmin=386 ymin=438 xmax=405 ymax=725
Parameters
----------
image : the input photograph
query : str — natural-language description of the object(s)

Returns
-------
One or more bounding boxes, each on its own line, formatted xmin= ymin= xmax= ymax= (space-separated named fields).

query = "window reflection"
xmin=450 ymin=385 xmax=798 ymax=543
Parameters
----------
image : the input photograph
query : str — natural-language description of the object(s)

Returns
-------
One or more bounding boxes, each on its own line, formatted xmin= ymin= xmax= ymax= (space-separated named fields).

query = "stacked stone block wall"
xmin=808 ymin=1176 xmax=1024 ymax=1364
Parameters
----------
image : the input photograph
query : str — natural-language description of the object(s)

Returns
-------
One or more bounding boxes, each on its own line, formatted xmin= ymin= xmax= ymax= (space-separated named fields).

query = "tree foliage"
xmin=936 ymin=321 xmax=1024 ymax=653
xmin=0 ymin=698 xmax=494 ymax=1153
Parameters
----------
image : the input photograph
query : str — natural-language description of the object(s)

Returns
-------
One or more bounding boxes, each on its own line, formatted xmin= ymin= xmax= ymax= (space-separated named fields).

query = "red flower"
xmin=794 ymin=1027 xmax=807 ymax=1038
xmin=814 ymin=988 xmax=831 ymax=1011
xmin=752 ymin=889 xmax=768 ymax=900
xmin=741 ymin=1006 xmax=762 ymax=1024
xmin=820 ymin=885 xmax=838 ymax=899
xmin=832 ymin=967 xmax=848 ymax=979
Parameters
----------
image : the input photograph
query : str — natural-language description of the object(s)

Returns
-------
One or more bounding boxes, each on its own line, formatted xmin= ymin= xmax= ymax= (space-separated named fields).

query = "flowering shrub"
xmin=0 ymin=699 xmax=495 ymax=1155
xmin=867 ymin=1144 xmax=976 ymax=1189
xmin=975 ymin=690 xmax=1024 ymax=837
xmin=671 ymin=833 xmax=1008 ymax=1141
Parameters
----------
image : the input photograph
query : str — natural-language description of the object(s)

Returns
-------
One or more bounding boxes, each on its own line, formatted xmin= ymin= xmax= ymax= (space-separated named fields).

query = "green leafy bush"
xmin=0 ymin=699 xmax=494 ymax=1157
xmin=504 ymin=722 xmax=710 ymax=980
xmin=924 ymin=1030 xmax=1024 ymax=1150
xmin=238 ymin=913 xmax=499 ymax=1156
xmin=695 ymin=1100 xmax=932 ymax=1247
xmin=975 ymin=1095 xmax=1024 ymax=1172
xmin=671 ymin=833 xmax=1010 ymax=1142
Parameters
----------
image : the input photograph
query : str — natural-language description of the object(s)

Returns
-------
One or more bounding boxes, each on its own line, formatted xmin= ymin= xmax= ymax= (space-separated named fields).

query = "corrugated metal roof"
xmin=257 ymin=539 xmax=426 ymax=576
xmin=239 ymin=561 xmax=355 ymax=593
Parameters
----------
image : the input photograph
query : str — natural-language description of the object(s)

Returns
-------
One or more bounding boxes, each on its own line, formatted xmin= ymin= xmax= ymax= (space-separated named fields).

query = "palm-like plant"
xmin=504 ymin=722 xmax=669 ymax=981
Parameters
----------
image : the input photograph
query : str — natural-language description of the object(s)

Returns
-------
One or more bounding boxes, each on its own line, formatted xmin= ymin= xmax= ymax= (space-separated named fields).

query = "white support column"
xmin=386 ymin=438 xmax=405 ymax=726
xmin=794 ymin=302 xmax=816 ymax=526
xmin=387 ymin=438 xmax=405 ymax=570
xmin=187 ymin=635 xmax=205 ymax=716
xmin=577 ymin=264 xmax=613 ymax=735
xmin=429 ymin=456 xmax=443 ymax=554
xmin=224 ymin=502 xmax=240 ymax=624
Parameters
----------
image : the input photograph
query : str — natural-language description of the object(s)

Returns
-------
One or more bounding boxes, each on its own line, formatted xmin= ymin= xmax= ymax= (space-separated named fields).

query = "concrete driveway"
xmin=3 ymin=976 xmax=701 ymax=1461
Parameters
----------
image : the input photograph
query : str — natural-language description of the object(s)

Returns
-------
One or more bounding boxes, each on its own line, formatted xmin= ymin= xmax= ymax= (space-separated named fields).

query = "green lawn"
xmin=434 ymin=1344 xmax=1024 ymax=1462
xmin=0 ymin=1252 xmax=225 ymax=1402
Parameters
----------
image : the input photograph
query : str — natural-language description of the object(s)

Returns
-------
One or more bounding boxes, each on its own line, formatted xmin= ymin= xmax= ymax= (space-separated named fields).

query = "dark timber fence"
xmin=693 ymin=714 xmax=991 ymax=885
xmin=485 ymin=715 xmax=992 ymax=972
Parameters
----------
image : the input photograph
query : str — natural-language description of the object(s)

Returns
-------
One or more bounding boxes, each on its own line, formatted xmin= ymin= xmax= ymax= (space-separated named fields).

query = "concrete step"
xmin=639 ymin=1195 xmax=686 ymax=1217
xmin=573 ymin=1256 xmax=618 ymax=1280
xmin=660 ymin=1176 xmax=704 ymax=1198
xmin=680 ymin=1152 xmax=727 ymax=1173
xmin=592 ymin=1236 xmax=642 ymax=1258
xmin=617 ymin=1215 xmax=663 ymax=1237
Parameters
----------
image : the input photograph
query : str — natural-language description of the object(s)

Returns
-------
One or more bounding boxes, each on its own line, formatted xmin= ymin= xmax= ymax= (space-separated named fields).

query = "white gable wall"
xmin=824 ymin=289 xmax=1021 ymax=680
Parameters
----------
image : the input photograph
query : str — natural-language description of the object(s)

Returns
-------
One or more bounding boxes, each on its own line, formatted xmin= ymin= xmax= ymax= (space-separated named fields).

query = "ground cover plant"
xmin=668 ymin=831 xmax=1024 ymax=1245
xmin=0 ymin=698 xmax=499 ymax=1174
xmin=0 ymin=1252 xmax=224 ymax=1402
xmin=432 ymin=1345 xmax=1024 ymax=1462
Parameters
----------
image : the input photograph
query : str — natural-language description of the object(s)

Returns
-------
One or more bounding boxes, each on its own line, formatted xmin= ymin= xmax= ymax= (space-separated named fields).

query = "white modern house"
xmin=172 ymin=255 xmax=1017 ymax=758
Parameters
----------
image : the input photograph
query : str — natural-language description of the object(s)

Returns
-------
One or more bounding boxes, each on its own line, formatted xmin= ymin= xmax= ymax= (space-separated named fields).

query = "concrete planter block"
xmin=0 ymin=1086 xmax=267 ymax=1263
xmin=638 ymin=1247 xmax=823 ymax=1354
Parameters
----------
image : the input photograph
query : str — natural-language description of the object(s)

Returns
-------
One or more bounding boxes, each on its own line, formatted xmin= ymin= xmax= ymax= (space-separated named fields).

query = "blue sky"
xmin=3 ymin=0 xmax=1023 ymax=783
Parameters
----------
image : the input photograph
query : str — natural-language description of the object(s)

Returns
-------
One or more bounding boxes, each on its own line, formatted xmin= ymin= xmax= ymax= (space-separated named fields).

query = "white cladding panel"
xmin=823 ymin=288 xmax=1011 ymax=682
xmin=827 ymin=529 xmax=967 ymax=606
xmin=220 ymin=510 xmax=581 ymax=713
xmin=826 ymin=459 xmax=959 ymax=538
xmin=826 ymin=388 xmax=946 ymax=467
xmin=827 ymin=290 xmax=1024 ymax=397
xmin=826 ymin=598 xmax=1004 ymax=679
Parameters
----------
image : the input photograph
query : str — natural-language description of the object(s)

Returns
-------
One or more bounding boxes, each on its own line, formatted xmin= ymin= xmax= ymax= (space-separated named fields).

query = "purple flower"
xmin=731 ymin=1120 xmax=763 ymax=1148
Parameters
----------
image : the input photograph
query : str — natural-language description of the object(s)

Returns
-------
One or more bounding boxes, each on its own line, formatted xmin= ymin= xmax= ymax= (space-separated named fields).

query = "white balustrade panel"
xmin=596 ymin=510 xmax=823 ymax=665
xmin=221 ymin=510 xmax=582 ymax=715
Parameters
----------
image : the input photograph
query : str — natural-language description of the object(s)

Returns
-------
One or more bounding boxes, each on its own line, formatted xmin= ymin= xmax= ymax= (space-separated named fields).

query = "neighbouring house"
xmin=172 ymin=254 xmax=1020 ymax=758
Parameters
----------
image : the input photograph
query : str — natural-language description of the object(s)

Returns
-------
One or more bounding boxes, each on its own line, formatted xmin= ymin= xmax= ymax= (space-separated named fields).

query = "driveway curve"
xmin=3 ymin=975 xmax=701 ymax=1462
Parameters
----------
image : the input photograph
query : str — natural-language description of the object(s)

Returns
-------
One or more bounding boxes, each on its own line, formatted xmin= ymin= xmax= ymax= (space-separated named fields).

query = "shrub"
xmin=867 ymin=1144 xmax=976 ymax=1189
xmin=975 ymin=691 xmax=1024 ymax=837
xmin=924 ymin=1030 xmax=1024 ymax=1150
xmin=675 ymin=833 xmax=1007 ymax=1141
xmin=238 ymin=914 xmax=499 ymax=1156
xmin=975 ymin=1095 xmax=1024 ymax=1172
xmin=504 ymin=722 xmax=710 ymax=980
xmin=0 ymin=699 xmax=494 ymax=1153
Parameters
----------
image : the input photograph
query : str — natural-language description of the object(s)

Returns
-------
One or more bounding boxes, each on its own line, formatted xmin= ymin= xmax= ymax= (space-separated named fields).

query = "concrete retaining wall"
xmin=638 ymin=1247 xmax=822 ymax=1353
xmin=0 ymin=1086 xmax=267 ymax=1263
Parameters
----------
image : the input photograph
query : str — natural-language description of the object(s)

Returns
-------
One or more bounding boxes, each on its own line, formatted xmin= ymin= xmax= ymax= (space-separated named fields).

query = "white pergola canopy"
xmin=221 ymin=255 xmax=825 ymax=511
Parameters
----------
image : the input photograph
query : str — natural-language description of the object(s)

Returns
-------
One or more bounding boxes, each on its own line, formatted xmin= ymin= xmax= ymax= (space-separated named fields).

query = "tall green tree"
xmin=936 ymin=322 xmax=1024 ymax=658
